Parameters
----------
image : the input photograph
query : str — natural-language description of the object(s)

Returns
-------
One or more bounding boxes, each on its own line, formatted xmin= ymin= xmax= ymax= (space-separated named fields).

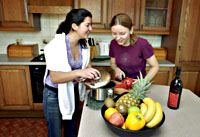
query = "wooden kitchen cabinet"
xmin=0 ymin=65 xmax=33 ymax=110
xmin=146 ymin=67 xmax=174 ymax=85
xmin=29 ymin=0 xmax=73 ymax=14
xmin=162 ymin=0 xmax=200 ymax=96
xmin=0 ymin=0 xmax=40 ymax=31
xmin=140 ymin=0 xmax=173 ymax=32
xmin=180 ymin=67 xmax=200 ymax=96
xmin=74 ymin=0 xmax=172 ymax=35
xmin=74 ymin=0 xmax=107 ymax=29
xmin=107 ymin=0 xmax=141 ymax=30
xmin=74 ymin=0 xmax=140 ymax=30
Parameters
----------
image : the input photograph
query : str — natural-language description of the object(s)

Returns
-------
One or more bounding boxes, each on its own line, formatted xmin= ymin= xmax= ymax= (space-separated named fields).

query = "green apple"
xmin=128 ymin=106 xmax=141 ymax=114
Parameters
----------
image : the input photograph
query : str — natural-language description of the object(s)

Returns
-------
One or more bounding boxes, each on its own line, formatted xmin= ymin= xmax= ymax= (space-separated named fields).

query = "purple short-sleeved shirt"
xmin=109 ymin=37 xmax=154 ymax=79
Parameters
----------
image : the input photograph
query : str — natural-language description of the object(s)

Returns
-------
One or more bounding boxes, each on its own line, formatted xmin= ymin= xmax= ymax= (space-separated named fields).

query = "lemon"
xmin=104 ymin=108 xmax=118 ymax=121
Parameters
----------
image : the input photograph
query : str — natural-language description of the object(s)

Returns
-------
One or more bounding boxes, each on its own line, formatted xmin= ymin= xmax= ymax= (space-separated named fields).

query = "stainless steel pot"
xmin=90 ymin=81 xmax=116 ymax=101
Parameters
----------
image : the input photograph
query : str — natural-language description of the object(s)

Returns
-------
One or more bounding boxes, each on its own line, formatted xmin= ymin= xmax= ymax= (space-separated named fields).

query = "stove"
xmin=31 ymin=54 xmax=45 ymax=62
xmin=30 ymin=53 xmax=46 ymax=103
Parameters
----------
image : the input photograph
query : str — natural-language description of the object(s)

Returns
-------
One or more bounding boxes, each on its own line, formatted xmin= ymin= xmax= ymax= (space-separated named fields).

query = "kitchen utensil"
xmin=84 ymin=70 xmax=111 ymax=89
xmin=90 ymin=80 xmax=116 ymax=101
xmin=101 ymin=92 xmax=165 ymax=137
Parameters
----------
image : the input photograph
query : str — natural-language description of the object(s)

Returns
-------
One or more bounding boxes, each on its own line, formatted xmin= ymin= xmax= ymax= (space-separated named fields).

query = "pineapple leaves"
xmin=130 ymin=71 xmax=152 ymax=99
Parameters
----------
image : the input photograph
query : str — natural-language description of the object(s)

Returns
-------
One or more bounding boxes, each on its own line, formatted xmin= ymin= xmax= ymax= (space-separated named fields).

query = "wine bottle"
xmin=167 ymin=67 xmax=183 ymax=109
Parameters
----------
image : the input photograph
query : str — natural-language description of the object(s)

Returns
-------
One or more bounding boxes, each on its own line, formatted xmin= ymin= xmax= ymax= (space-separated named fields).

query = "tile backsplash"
xmin=0 ymin=14 xmax=161 ymax=55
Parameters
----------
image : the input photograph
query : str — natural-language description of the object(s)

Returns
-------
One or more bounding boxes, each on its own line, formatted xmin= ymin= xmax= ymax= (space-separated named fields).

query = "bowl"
xmin=101 ymin=93 xmax=165 ymax=137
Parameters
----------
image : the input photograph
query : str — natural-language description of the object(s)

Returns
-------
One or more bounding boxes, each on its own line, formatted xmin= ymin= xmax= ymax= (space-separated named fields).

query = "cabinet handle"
xmin=141 ymin=24 xmax=144 ymax=30
xmin=24 ymin=0 xmax=29 ymax=23
xmin=179 ymin=45 xmax=182 ymax=51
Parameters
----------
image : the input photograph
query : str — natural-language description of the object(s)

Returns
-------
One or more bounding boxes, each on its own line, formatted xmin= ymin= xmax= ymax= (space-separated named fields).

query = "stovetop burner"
xmin=31 ymin=54 xmax=45 ymax=62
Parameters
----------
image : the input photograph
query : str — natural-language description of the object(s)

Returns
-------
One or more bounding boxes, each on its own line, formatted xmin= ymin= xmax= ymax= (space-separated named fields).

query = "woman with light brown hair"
xmin=109 ymin=13 xmax=159 ymax=81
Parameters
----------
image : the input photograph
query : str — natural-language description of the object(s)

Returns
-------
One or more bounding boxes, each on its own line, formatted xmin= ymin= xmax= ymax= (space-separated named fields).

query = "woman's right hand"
xmin=80 ymin=67 xmax=101 ymax=80
xmin=115 ymin=67 xmax=125 ymax=80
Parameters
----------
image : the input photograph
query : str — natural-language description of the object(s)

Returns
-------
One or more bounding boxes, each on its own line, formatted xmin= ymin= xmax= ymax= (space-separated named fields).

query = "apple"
xmin=109 ymin=112 xmax=124 ymax=127
xmin=128 ymin=106 xmax=141 ymax=114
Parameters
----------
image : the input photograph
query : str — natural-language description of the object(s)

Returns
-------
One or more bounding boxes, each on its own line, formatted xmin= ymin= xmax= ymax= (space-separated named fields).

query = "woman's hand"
xmin=115 ymin=67 xmax=126 ymax=80
xmin=79 ymin=67 xmax=101 ymax=80
xmin=110 ymin=57 xmax=125 ymax=80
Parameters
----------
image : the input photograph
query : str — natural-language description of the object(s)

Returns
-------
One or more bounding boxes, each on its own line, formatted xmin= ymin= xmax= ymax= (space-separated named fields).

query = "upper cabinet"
xmin=74 ymin=0 xmax=107 ymax=29
xmin=162 ymin=0 xmax=200 ymax=66
xmin=29 ymin=0 xmax=73 ymax=14
xmin=0 ymin=0 xmax=40 ymax=31
xmin=74 ymin=0 xmax=140 ymax=31
xmin=75 ymin=0 xmax=173 ymax=34
xmin=140 ymin=0 xmax=173 ymax=31
xmin=107 ymin=0 xmax=140 ymax=30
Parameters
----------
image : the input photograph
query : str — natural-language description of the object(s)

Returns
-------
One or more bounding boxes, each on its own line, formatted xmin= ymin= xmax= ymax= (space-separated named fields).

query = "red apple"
xmin=108 ymin=112 xmax=124 ymax=127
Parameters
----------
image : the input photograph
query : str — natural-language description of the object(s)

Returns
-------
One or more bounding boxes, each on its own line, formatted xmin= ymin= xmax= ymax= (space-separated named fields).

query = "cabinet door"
xmin=178 ymin=0 xmax=200 ymax=65
xmin=0 ymin=0 xmax=40 ymax=31
xmin=29 ymin=0 xmax=72 ymax=14
xmin=74 ymin=0 xmax=107 ymax=29
xmin=181 ymin=71 xmax=199 ymax=96
xmin=140 ymin=0 xmax=173 ymax=31
xmin=107 ymin=0 xmax=140 ymax=30
xmin=0 ymin=0 xmax=28 ymax=22
xmin=0 ymin=66 xmax=33 ymax=110
xmin=146 ymin=67 xmax=173 ymax=85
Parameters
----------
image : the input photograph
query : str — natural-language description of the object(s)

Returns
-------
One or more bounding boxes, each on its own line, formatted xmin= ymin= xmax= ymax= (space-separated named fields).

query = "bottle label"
xmin=168 ymin=92 xmax=179 ymax=108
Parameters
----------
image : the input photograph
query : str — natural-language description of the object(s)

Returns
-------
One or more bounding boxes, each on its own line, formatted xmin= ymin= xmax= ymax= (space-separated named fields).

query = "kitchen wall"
xmin=0 ymin=14 xmax=161 ymax=55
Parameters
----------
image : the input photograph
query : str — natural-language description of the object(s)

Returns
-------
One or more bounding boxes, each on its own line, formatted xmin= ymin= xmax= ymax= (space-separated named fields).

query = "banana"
xmin=146 ymin=102 xmax=163 ymax=128
xmin=142 ymin=97 xmax=156 ymax=123
xmin=140 ymin=103 xmax=148 ymax=116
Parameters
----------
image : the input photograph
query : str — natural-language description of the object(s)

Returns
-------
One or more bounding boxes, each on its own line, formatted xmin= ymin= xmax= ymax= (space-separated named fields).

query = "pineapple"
xmin=115 ymin=72 xmax=151 ymax=108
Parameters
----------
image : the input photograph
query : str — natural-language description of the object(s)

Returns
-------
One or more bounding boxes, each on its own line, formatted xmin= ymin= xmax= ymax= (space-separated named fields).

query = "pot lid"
xmin=84 ymin=70 xmax=111 ymax=89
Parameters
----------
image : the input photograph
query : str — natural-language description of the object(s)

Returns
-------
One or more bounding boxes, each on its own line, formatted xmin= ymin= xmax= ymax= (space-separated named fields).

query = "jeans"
xmin=43 ymin=85 xmax=79 ymax=137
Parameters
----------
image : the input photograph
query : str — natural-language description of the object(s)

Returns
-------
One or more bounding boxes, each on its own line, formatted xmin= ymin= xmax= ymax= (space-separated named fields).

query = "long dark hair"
xmin=56 ymin=8 xmax=92 ymax=48
xmin=110 ymin=13 xmax=137 ymax=45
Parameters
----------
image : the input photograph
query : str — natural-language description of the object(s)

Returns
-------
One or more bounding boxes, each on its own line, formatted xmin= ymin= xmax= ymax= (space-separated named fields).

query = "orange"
xmin=104 ymin=108 xmax=118 ymax=121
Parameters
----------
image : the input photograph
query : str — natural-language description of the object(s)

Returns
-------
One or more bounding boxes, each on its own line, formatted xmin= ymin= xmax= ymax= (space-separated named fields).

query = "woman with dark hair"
xmin=109 ymin=13 xmax=159 ymax=81
xmin=43 ymin=8 xmax=100 ymax=137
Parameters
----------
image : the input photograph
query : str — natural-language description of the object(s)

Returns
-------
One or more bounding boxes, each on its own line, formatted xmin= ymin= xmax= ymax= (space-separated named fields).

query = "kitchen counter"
xmin=92 ymin=59 xmax=175 ymax=67
xmin=0 ymin=54 xmax=45 ymax=65
xmin=0 ymin=54 xmax=175 ymax=67
xmin=78 ymin=85 xmax=200 ymax=137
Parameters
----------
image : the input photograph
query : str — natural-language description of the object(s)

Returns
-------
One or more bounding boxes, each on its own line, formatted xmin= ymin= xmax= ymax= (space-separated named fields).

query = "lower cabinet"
xmin=0 ymin=65 xmax=33 ymax=110
xmin=181 ymin=67 xmax=200 ymax=97
xmin=146 ymin=67 xmax=174 ymax=86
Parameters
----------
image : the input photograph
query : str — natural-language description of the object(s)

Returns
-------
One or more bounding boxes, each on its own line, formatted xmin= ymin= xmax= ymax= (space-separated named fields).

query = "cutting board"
xmin=113 ymin=80 xmax=130 ymax=94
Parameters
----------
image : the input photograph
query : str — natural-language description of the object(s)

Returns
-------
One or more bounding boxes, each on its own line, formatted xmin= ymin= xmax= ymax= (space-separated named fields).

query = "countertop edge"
xmin=0 ymin=54 xmax=175 ymax=67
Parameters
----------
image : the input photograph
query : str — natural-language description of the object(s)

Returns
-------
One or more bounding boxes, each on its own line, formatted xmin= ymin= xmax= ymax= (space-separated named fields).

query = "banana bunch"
xmin=140 ymin=97 xmax=163 ymax=128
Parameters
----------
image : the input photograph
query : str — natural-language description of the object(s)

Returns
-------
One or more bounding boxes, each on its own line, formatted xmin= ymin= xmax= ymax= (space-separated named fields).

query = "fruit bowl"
xmin=101 ymin=93 xmax=165 ymax=137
